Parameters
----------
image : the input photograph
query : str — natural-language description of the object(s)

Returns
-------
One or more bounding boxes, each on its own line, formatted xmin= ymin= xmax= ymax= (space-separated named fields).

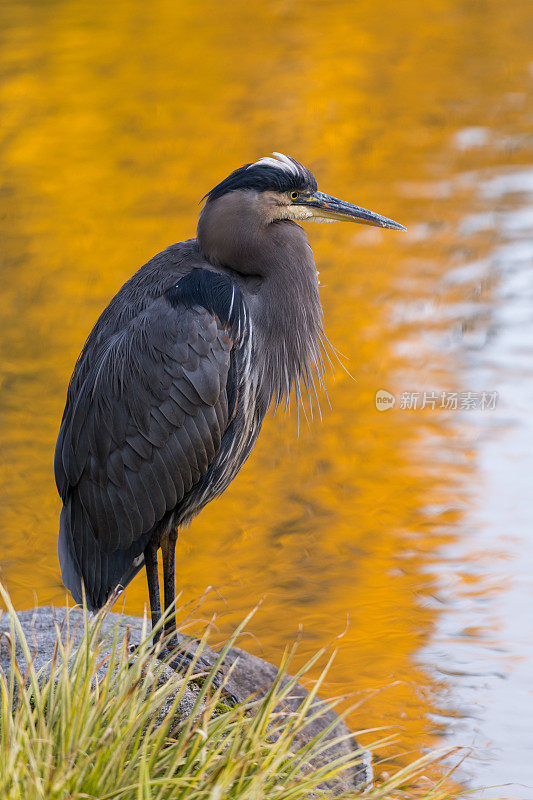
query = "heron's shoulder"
xmin=126 ymin=239 xmax=206 ymax=294
xmin=84 ymin=240 xmax=203 ymax=331
xmin=165 ymin=268 xmax=247 ymax=341
xmin=75 ymin=243 xmax=249 ymax=375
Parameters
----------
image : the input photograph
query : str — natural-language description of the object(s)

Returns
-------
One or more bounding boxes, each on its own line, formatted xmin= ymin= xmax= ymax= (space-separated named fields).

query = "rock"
xmin=0 ymin=607 xmax=372 ymax=793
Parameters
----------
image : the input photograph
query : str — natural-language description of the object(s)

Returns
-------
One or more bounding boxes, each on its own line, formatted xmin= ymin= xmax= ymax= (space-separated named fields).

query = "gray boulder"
xmin=0 ymin=607 xmax=371 ymax=794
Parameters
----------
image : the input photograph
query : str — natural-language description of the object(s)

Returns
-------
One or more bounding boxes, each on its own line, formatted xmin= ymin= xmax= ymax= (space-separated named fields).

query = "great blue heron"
xmin=55 ymin=153 xmax=404 ymax=661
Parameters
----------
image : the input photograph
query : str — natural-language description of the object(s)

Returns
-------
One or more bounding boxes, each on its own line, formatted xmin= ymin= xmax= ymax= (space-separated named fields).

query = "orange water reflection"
xmin=1 ymin=0 xmax=532 ymax=785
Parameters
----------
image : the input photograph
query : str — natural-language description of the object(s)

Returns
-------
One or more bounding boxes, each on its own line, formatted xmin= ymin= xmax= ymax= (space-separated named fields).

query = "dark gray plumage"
xmin=55 ymin=153 xmax=404 ymax=650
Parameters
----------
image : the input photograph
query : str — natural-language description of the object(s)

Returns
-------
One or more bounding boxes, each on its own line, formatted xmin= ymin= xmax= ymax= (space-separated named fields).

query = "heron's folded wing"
xmin=55 ymin=293 xmax=234 ymax=563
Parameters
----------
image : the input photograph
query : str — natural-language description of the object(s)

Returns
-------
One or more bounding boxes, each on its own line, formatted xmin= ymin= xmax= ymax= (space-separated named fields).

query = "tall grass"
xmin=0 ymin=585 xmax=462 ymax=799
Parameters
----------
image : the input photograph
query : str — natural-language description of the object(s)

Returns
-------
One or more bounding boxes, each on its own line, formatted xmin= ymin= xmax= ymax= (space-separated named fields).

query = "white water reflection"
xmin=420 ymin=166 xmax=533 ymax=796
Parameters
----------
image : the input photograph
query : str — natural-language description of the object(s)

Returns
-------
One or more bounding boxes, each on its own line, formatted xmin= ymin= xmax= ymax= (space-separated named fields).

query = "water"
xmin=1 ymin=0 xmax=532 ymax=793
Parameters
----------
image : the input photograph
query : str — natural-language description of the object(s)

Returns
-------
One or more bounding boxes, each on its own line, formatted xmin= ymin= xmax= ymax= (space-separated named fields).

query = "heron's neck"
xmin=252 ymin=224 xmax=324 ymax=408
xmin=197 ymin=192 xmax=266 ymax=273
xmin=197 ymin=196 xmax=324 ymax=408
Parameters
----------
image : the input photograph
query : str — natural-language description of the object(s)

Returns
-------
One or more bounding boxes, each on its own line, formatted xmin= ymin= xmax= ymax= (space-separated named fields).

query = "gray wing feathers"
xmin=55 ymin=297 xmax=232 ymax=609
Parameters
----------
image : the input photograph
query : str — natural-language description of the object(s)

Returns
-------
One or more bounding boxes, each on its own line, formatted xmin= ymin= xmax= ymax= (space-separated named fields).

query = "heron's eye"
xmin=290 ymin=191 xmax=300 ymax=201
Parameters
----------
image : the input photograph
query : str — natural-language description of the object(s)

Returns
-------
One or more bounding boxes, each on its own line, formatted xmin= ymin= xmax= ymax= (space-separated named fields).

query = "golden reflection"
xmin=1 ymin=0 xmax=532 ymax=774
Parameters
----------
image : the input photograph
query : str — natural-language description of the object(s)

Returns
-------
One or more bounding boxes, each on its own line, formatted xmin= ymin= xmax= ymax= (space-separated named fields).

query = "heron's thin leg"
xmin=159 ymin=530 xmax=237 ymax=703
xmin=144 ymin=541 xmax=162 ymax=643
xmin=162 ymin=529 xmax=179 ymax=647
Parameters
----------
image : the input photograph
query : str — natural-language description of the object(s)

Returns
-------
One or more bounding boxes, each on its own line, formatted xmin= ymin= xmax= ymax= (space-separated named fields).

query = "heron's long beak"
xmin=299 ymin=190 xmax=406 ymax=230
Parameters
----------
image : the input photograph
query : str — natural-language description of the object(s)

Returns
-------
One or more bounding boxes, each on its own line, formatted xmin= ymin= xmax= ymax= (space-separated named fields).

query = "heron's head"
xmin=198 ymin=153 xmax=404 ymax=271
xmin=201 ymin=152 xmax=405 ymax=231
